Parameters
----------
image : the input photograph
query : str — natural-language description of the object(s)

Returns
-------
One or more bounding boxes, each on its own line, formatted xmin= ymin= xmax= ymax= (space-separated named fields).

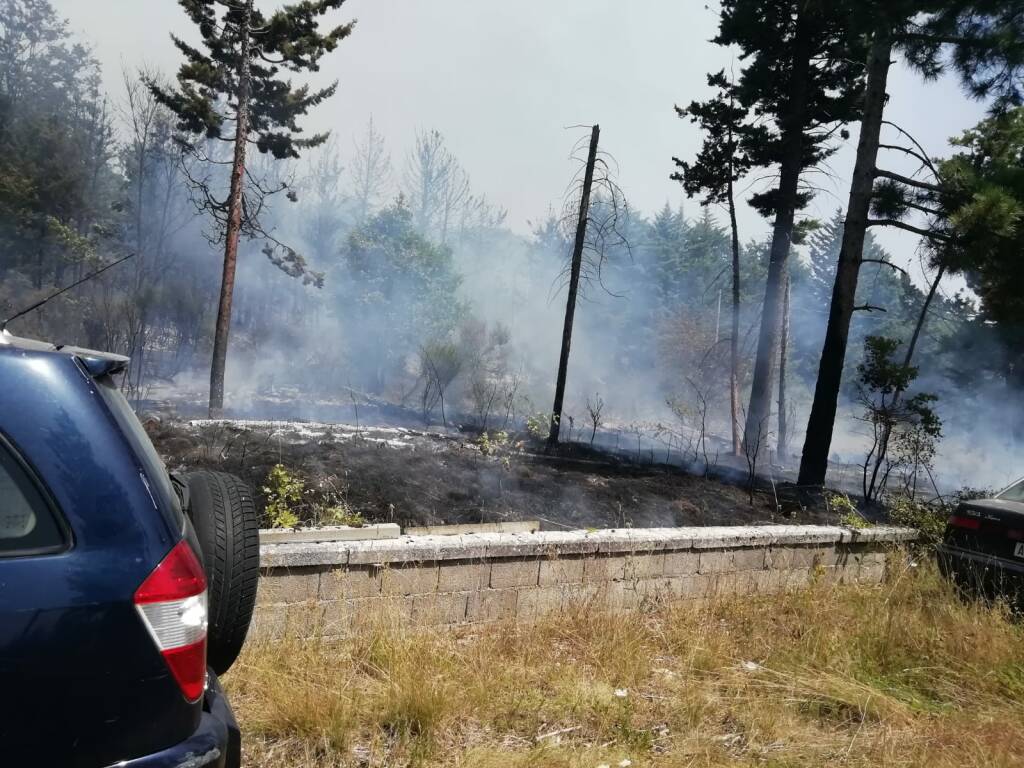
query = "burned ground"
xmin=150 ymin=419 xmax=840 ymax=530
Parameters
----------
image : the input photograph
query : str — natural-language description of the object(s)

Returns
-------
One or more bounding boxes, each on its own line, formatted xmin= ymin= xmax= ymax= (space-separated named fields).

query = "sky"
xmin=54 ymin=0 xmax=990 ymax=284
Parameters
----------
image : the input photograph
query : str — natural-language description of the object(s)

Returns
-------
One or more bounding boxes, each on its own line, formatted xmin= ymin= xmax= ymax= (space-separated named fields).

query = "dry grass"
xmin=226 ymin=560 xmax=1024 ymax=767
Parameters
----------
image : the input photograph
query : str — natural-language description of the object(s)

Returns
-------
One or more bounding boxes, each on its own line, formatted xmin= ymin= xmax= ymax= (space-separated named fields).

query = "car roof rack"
xmin=0 ymin=330 xmax=130 ymax=377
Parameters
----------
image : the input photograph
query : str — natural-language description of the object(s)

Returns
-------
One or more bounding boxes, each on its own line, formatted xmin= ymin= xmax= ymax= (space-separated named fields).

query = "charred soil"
xmin=150 ymin=419 xmax=839 ymax=530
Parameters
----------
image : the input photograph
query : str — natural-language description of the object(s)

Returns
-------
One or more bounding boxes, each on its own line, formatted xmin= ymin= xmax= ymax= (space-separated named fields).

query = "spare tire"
xmin=186 ymin=470 xmax=260 ymax=675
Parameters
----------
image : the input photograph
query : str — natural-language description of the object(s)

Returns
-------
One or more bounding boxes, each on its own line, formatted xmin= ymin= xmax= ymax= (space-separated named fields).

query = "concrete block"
xmin=698 ymin=550 xmax=734 ymax=574
xmin=481 ymin=533 xmax=546 ymax=558
xmin=257 ymin=567 xmax=321 ymax=605
xmin=663 ymin=550 xmax=700 ymax=576
xmin=410 ymin=592 xmax=470 ymax=625
xmin=516 ymin=586 xmax=567 ymax=621
xmin=319 ymin=566 xmax=381 ymax=600
xmin=381 ymin=564 xmax=439 ymax=596
xmin=583 ymin=554 xmax=627 ymax=583
xmin=624 ymin=553 xmax=665 ymax=581
xmin=490 ymin=557 xmax=541 ymax=589
xmin=536 ymin=531 xmax=600 ymax=556
xmin=250 ymin=602 xmax=319 ymax=640
xmin=259 ymin=523 xmax=400 ymax=545
xmin=260 ymin=541 xmax=349 ymax=568
xmin=405 ymin=521 xmax=539 ymax=536
xmin=317 ymin=599 xmax=354 ymax=637
xmin=466 ymin=588 xmax=518 ymax=622
xmin=438 ymin=561 xmax=490 ymax=592
xmin=346 ymin=596 xmax=411 ymax=628
xmin=681 ymin=573 xmax=717 ymax=599
xmin=636 ymin=577 xmax=685 ymax=604
xmin=858 ymin=562 xmax=887 ymax=584
xmin=603 ymin=580 xmax=642 ymax=611
xmin=732 ymin=547 xmax=767 ymax=571
xmin=539 ymin=556 xmax=585 ymax=586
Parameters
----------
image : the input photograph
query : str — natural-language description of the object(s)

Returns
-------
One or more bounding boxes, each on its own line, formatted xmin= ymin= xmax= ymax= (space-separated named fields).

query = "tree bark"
xmin=777 ymin=269 xmax=791 ymax=459
xmin=208 ymin=0 xmax=253 ymax=418
xmin=798 ymin=31 xmax=893 ymax=486
xmin=727 ymin=172 xmax=742 ymax=456
xmin=742 ymin=8 xmax=813 ymax=456
xmin=548 ymin=124 xmax=599 ymax=447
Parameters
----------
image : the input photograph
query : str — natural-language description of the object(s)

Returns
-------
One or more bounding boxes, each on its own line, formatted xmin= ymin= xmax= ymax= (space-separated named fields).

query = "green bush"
xmin=262 ymin=464 xmax=303 ymax=529
xmin=886 ymin=493 xmax=947 ymax=547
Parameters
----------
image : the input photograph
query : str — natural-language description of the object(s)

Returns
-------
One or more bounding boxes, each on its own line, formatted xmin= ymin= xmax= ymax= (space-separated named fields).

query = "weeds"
xmin=228 ymin=561 xmax=1024 ymax=767
xmin=262 ymin=463 xmax=302 ymax=528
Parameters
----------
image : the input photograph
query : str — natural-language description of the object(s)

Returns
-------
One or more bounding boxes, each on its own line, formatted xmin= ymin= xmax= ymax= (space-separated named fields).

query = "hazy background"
xmin=54 ymin=0 xmax=986 ymax=286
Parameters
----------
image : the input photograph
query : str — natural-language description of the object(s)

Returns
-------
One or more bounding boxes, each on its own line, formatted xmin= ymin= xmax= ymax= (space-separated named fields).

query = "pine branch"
xmin=873 ymin=168 xmax=943 ymax=193
xmin=866 ymin=218 xmax=951 ymax=241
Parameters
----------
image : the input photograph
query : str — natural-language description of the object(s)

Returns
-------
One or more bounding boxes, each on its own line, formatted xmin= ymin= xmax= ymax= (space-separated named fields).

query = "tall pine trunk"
xmin=742 ymin=9 xmax=812 ymax=455
xmin=727 ymin=173 xmax=742 ymax=456
xmin=208 ymin=0 xmax=253 ymax=418
xmin=777 ymin=269 xmax=791 ymax=458
xmin=548 ymin=124 xmax=599 ymax=447
xmin=798 ymin=31 xmax=892 ymax=485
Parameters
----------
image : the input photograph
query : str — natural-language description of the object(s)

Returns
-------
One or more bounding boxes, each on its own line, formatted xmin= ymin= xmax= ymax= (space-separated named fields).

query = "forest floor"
xmin=149 ymin=418 xmax=844 ymax=530
xmin=225 ymin=561 xmax=1024 ymax=767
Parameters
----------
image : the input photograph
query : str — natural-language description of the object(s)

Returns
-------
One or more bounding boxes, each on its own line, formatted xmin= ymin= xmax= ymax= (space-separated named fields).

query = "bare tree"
xmin=586 ymin=392 xmax=604 ymax=445
xmin=547 ymin=125 xmax=631 ymax=447
xmin=302 ymin=136 xmax=347 ymax=263
xmin=350 ymin=116 xmax=391 ymax=223
xmin=420 ymin=341 xmax=462 ymax=427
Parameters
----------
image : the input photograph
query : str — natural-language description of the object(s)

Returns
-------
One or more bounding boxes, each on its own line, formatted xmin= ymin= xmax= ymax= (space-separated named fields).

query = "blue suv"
xmin=0 ymin=330 xmax=259 ymax=767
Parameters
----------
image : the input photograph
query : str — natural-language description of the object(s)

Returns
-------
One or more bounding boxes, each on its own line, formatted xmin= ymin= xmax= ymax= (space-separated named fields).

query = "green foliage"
xmin=318 ymin=503 xmax=364 ymax=528
xmin=149 ymin=0 xmax=352 ymax=282
xmin=827 ymin=491 xmax=867 ymax=528
xmin=476 ymin=430 xmax=509 ymax=457
xmin=672 ymin=70 xmax=751 ymax=207
xmin=526 ymin=413 xmax=552 ymax=440
xmin=338 ymin=201 xmax=465 ymax=393
xmin=857 ymin=336 xmax=943 ymax=502
xmin=886 ymin=494 xmax=947 ymax=548
xmin=713 ymin=0 xmax=867 ymax=219
xmin=262 ymin=464 xmax=303 ymax=529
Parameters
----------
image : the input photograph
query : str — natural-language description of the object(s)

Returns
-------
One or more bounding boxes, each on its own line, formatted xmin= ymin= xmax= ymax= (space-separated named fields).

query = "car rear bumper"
xmin=110 ymin=673 xmax=240 ymax=768
xmin=937 ymin=544 xmax=1024 ymax=605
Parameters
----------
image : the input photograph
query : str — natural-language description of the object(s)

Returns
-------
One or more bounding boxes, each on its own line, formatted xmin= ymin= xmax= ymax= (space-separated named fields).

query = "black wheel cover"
xmin=186 ymin=470 xmax=260 ymax=675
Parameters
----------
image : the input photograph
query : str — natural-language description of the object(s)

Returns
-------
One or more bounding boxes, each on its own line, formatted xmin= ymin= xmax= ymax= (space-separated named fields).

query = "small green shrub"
xmin=827 ymin=491 xmax=870 ymax=528
xmin=318 ymin=503 xmax=364 ymax=528
xmin=887 ymin=493 xmax=947 ymax=546
xmin=262 ymin=463 xmax=303 ymax=529
xmin=526 ymin=412 xmax=552 ymax=439
xmin=477 ymin=430 xmax=509 ymax=456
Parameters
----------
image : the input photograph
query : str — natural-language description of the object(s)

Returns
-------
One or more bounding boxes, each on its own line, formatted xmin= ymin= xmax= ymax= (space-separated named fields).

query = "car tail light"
xmin=948 ymin=515 xmax=981 ymax=531
xmin=134 ymin=540 xmax=208 ymax=702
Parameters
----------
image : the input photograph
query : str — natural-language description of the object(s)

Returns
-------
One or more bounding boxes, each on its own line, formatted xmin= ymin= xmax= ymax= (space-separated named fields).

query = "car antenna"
xmin=0 ymin=253 xmax=135 ymax=333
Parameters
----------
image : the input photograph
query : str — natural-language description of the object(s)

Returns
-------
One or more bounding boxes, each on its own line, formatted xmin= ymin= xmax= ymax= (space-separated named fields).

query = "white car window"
xmin=997 ymin=479 xmax=1024 ymax=503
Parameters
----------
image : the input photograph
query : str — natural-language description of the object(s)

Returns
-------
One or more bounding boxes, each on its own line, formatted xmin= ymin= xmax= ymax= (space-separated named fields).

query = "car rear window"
xmin=96 ymin=376 xmax=183 ymax=528
xmin=0 ymin=436 xmax=66 ymax=556
xmin=998 ymin=479 xmax=1024 ymax=503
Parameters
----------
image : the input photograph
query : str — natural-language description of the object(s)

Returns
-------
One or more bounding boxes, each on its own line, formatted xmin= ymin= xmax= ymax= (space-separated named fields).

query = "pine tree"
xmin=711 ymin=0 xmax=867 ymax=456
xmin=673 ymin=70 xmax=752 ymax=456
xmin=151 ymin=0 xmax=353 ymax=416
xmin=799 ymin=0 xmax=1024 ymax=485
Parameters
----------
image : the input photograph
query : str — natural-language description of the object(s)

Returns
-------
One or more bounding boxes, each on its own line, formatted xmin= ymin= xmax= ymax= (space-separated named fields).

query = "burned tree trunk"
xmin=777 ymin=269 xmax=791 ymax=459
xmin=798 ymin=32 xmax=893 ymax=485
xmin=208 ymin=0 xmax=253 ymax=418
xmin=548 ymin=124 xmax=599 ymax=448
xmin=742 ymin=10 xmax=813 ymax=456
xmin=727 ymin=172 xmax=742 ymax=457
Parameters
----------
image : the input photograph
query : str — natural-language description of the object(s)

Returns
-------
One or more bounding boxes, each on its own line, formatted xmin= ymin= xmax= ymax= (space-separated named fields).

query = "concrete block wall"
xmin=251 ymin=525 xmax=915 ymax=639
